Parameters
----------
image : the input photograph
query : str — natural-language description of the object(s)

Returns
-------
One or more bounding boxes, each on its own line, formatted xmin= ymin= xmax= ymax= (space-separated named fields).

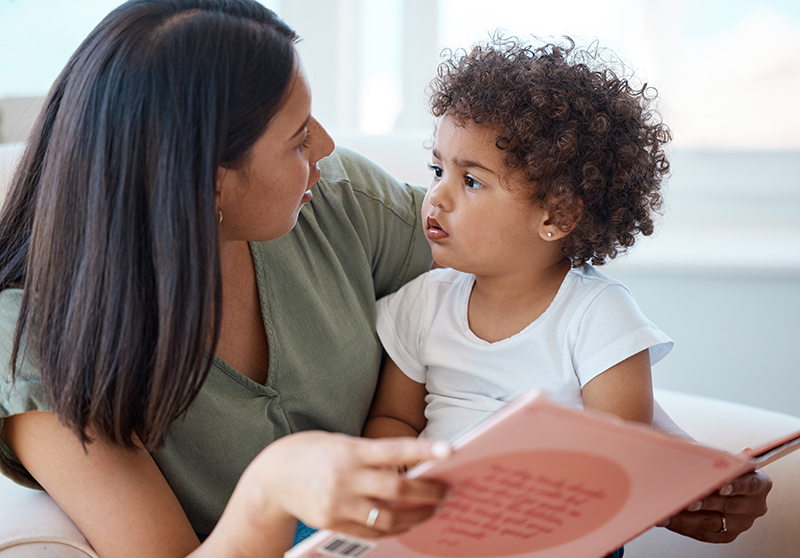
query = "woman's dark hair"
xmin=0 ymin=0 xmax=297 ymax=450
xmin=430 ymin=35 xmax=671 ymax=266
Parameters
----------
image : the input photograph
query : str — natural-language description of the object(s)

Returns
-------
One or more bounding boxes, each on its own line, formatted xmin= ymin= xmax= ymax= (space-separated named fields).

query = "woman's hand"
xmin=659 ymin=469 xmax=772 ymax=543
xmin=212 ymin=431 xmax=451 ymax=557
xmin=651 ymin=401 xmax=773 ymax=543
xmin=260 ymin=431 xmax=451 ymax=535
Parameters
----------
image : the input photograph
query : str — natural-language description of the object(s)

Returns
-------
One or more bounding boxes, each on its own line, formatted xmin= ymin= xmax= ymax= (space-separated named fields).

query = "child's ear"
xmin=538 ymin=197 xmax=583 ymax=241
xmin=536 ymin=210 xmax=574 ymax=241
xmin=540 ymin=222 xmax=570 ymax=241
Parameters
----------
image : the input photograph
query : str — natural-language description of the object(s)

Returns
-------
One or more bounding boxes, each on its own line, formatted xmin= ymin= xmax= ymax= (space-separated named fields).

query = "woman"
xmin=0 ymin=1 xmax=770 ymax=557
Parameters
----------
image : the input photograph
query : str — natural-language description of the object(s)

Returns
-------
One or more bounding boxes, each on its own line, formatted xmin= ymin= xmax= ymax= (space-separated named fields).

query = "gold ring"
xmin=718 ymin=514 xmax=727 ymax=533
xmin=366 ymin=506 xmax=380 ymax=528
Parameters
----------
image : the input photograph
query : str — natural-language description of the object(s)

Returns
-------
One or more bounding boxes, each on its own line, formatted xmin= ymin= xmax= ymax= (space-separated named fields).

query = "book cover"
xmin=285 ymin=390 xmax=800 ymax=558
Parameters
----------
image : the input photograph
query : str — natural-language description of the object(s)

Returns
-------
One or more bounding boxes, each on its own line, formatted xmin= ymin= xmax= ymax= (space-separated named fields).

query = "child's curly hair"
xmin=429 ymin=35 xmax=671 ymax=266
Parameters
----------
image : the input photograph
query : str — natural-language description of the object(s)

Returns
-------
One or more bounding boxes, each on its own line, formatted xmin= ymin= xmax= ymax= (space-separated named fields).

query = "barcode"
xmin=319 ymin=535 xmax=375 ymax=557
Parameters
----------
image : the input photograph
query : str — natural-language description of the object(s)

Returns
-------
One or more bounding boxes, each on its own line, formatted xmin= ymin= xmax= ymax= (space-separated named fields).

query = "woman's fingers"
xmin=662 ymin=510 xmax=740 ymax=544
xmin=342 ymin=500 xmax=440 ymax=537
xmin=251 ymin=432 xmax=452 ymax=537
xmin=661 ymin=470 xmax=772 ymax=543
xmin=723 ymin=469 xmax=773 ymax=499
xmin=353 ymin=436 xmax=452 ymax=469
xmin=687 ymin=470 xmax=771 ymax=517
xmin=348 ymin=466 xmax=449 ymax=505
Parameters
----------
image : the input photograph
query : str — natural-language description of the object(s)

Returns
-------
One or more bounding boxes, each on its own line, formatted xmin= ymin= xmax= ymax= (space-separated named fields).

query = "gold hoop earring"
xmin=218 ymin=208 xmax=223 ymax=224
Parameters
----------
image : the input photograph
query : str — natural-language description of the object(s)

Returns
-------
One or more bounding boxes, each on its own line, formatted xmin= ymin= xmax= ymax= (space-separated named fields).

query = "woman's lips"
xmin=302 ymin=165 xmax=321 ymax=205
xmin=426 ymin=216 xmax=449 ymax=241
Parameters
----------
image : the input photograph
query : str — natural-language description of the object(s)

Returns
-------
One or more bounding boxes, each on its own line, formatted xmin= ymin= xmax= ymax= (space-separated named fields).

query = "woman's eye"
xmin=428 ymin=164 xmax=443 ymax=178
xmin=299 ymin=130 xmax=311 ymax=151
xmin=464 ymin=176 xmax=484 ymax=189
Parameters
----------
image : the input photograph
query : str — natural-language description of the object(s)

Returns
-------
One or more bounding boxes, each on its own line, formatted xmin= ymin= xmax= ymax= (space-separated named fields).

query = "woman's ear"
xmin=215 ymin=167 xmax=229 ymax=225
xmin=216 ymin=166 xmax=232 ymax=209
xmin=216 ymin=167 xmax=227 ymax=198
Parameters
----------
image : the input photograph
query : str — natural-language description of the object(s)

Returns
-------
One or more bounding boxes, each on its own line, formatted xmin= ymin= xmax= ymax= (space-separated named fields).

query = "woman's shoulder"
xmin=0 ymin=288 xmax=23 ymax=338
xmin=318 ymin=146 xmax=426 ymax=213
xmin=0 ymin=288 xmax=49 ymax=416
xmin=0 ymin=289 xmax=50 ymax=487
xmin=318 ymin=146 xmax=397 ymax=187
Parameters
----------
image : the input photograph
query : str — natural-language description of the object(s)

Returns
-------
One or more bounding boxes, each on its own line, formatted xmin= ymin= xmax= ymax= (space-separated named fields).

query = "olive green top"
xmin=0 ymin=146 xmax=432 ymax=537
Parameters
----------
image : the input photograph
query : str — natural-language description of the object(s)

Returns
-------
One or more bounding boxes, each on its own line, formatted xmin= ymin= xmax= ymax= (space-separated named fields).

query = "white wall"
xmin=0 ymin=96 xmax=44 ymax=144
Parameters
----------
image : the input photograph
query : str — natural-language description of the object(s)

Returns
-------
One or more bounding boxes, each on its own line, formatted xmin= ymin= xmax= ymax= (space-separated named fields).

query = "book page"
xmin=398 ymin=450 xmax=630 ymax=556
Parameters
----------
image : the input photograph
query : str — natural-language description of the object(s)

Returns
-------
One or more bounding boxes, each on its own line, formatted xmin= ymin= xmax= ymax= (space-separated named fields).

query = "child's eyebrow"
xmin=432 ymin=148 xmax=497 ymax=176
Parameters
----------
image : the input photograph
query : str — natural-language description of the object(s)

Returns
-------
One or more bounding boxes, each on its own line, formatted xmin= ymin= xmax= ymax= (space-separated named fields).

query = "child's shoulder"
xmin=569 ymin=263 xmax=625 ymax=287
xmin=565 ymin=264 xmax=632 ymax=298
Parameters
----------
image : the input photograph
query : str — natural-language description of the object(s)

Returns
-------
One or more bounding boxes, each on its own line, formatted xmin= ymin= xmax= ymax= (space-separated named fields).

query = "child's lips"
xmin=426 ymin=216 xmax=449 ymax=240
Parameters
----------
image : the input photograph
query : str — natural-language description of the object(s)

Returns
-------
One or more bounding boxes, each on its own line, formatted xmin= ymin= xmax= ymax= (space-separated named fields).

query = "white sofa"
xmin=2 ymin=141 xmax=799 ymax=557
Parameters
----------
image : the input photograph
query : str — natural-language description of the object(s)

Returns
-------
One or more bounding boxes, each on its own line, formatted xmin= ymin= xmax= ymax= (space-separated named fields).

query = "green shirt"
xmin=0 ymin=146 xmax=432 ymax=537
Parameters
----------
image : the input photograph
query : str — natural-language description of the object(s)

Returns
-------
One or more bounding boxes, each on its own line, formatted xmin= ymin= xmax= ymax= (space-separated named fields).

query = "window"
xmin=289 ymin=0 xmax=800 ymax=149
xmin=2 ymin=0 xmax=799 ymax=148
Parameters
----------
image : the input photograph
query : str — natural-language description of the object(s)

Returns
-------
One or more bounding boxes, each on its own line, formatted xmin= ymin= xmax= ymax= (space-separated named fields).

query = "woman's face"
xmin=217 ymin=60 xmax=334 ymax=243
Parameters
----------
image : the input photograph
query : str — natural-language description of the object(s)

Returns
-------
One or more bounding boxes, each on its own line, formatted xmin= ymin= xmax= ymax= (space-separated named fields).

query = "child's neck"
xmin=467 ymin=258 xmax=572 ymax=343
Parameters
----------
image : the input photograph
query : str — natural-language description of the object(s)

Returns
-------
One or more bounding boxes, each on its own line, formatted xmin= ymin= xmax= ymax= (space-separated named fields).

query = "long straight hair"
xmin=0 ymin=0 xmax=297 ymax=450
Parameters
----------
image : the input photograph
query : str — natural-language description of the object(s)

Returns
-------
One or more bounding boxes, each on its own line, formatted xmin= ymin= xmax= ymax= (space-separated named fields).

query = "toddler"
xmin=364 ymin=36 xmax=674 ymax=446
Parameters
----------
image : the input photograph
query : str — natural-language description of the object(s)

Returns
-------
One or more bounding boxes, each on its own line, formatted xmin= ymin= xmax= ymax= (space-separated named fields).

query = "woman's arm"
xmin=3 ymin=411 xmax=206 ymax=558
xmin=363 ymin=356 xmax=428 ymax=439
xmin=580 ymin=349 xmax=653 ymax=424
xmin=3 ymin=411 xmax=452 ymax=558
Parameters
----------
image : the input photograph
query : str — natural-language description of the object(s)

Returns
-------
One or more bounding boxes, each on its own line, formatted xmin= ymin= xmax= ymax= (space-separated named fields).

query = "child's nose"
xmin=427 ymin=180 xmax=450 ymax=209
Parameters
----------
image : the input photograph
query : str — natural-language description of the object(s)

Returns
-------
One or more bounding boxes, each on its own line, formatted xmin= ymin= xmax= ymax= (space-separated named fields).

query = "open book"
xmin=285 ymin=390 xmax=800 ymax=558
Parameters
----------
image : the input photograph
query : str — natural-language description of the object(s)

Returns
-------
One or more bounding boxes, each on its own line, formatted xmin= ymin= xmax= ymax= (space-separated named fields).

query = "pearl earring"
xmin=546 ymin=231 xmax=553 ymax=238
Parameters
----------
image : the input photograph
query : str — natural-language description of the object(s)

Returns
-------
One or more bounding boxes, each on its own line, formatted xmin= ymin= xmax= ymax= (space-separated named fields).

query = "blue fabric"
xmin=605 ymin=547 xmax=625 ymax=558
xmin=292 ymin=521 xmax=318 ymax=546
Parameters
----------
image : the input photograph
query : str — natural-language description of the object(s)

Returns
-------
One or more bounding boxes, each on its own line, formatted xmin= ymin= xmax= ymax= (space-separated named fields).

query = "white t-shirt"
xmin=376 ymin=265 xmax=673 ymax=442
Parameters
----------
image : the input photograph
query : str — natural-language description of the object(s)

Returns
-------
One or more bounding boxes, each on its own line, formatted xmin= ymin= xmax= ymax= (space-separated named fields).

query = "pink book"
xmin=285 ymin=390 xmax=800 ymax=558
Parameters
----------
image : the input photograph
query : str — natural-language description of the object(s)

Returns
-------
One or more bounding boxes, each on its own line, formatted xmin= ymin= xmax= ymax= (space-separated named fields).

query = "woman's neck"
xmin=210 ymin=240 xmax=271 ymax=384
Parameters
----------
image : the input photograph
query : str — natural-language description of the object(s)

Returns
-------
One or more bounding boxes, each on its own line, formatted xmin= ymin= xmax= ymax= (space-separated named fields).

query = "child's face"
xmin=423 ymin=114 xmax=549 ymax=276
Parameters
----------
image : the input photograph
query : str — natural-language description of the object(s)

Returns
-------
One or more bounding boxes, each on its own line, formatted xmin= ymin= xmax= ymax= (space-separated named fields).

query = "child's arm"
xmin=581 ymin=349 xmax=654 ymax=424
xmin=363 ymin=356 xmax=428 ymax=439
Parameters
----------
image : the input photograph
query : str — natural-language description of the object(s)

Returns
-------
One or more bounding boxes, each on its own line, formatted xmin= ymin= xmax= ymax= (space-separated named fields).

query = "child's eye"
xmin=464 ymin=176 xmax=484 ymax=190
xmin=428 ymin=164 xmax=443 ymax=178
